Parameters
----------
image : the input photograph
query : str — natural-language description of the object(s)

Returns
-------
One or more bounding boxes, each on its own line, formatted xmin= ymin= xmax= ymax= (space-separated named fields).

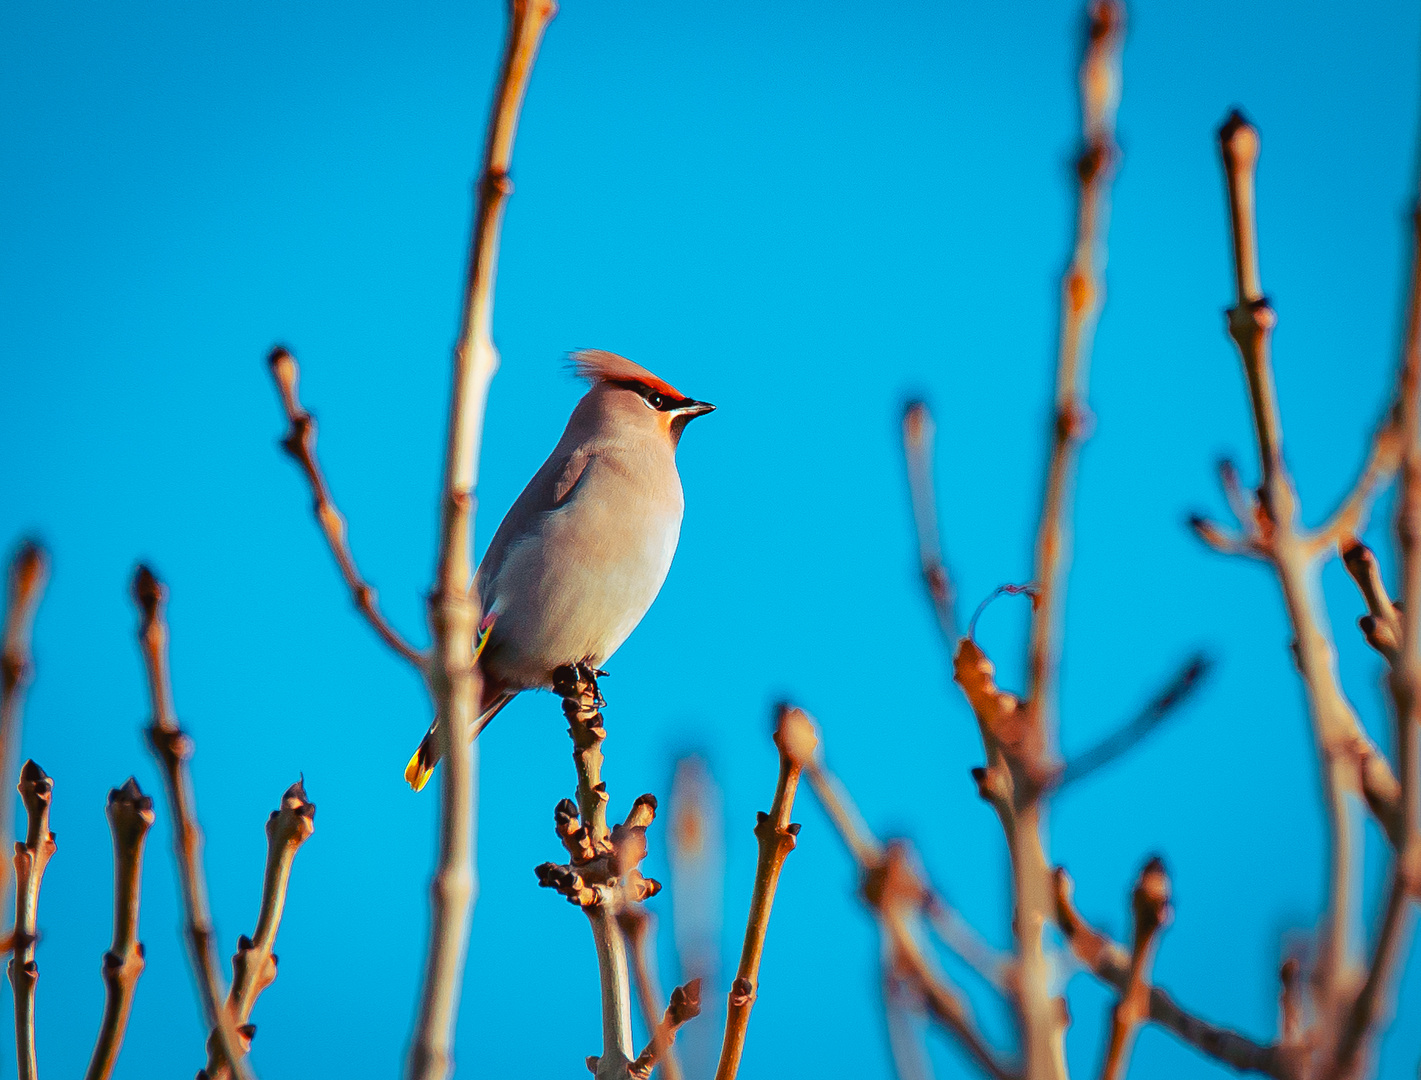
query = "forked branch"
xmin=83 ymin=777 xmax=156 ymax=1080
xmin=1097 ymin=858 xmax=1171 ymax=1080
xmin=267 ymin=346 xmax=423 ymax=667
xmin=10 ymin=760 xmax=56 ymax=1080
xmin=132 ymin=566 xmax=255 ymax=1080
xmin=200 ymin=780 xmax=317 ymax=1080
xmin=713 ymin=705 xmax=811 ymax=1080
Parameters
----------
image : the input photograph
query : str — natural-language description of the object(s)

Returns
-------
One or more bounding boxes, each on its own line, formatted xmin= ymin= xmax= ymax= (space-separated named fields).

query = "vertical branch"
xmin=10 ymin=761 xmax=55 ymax=1080
xmin=131 ymin=566 xmax=256 ymax=1080
xmin=713 ymin=706 xmax=812 ymax=1080
xmin=83 ymin=778 xmax=156 ymax=1080
xmin=0 ymin=542 xmax=48 ymax=930
xmin=201 ymin=780 xmax=317 ymax=1080
xmin=410 ymin=2 xmax=556 ymax=1077
xmin=1097 ymin=858 xmax=1171 ymax=1080
xmin=903 ymin=402 xmax=958 ymax=644
xmin=668 ymin=755 xmax=724 ymax=1080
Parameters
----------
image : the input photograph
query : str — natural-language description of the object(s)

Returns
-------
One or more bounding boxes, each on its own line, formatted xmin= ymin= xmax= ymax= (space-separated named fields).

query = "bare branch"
xmin=1 ymin=541 xmax=48 ymax=937
xmin=882 ymin=951 xmax=938 ymax=1080
xmin=1054 ymin=867 xmax=1287 ymax=1076
xmin=1097 ymin=857 xmax=1171 ymax=1080
xmin=10 ymin=760 xmax=55 ymax=1080
xmin=200 ymin=780 xmax=317 ymax=1080
xmin=713 ymin=705 xmax=811 ymax=1080
xmin=903 ymin=401 xmax=958 ymax=644
xmin=132 ymin=566 xmax=256 ymax=1080
xmin=1342 ymin=541 xmax=1401 ymax=664
xmin=409 ymin=2 xmax=556 ymax=1076
xmin=83 ymin=777 xmax=155 ymax=1080
xmin=629 ymin=979 xmax=702 ymax=1080
xmin=619 ymin=906 xmax=685 ymax=1080
xmin=267 ymin=347 xmax=423 ymax=667
xmin=1057 ymin=654 xmax=1211 ymax=787
xmin=1308 ymin=425 xmax=1404 ymax=558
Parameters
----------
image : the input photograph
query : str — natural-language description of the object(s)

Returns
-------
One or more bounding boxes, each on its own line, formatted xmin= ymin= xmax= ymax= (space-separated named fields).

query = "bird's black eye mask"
xmin=606 ymin=379 xmax=696 ymax=413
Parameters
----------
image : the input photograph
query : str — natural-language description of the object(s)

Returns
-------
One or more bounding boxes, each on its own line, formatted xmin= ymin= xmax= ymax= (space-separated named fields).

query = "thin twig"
xmin=1054 ymin=867 xmax=1287 ymax=1076
xmin=10 ymin=760 xmax=55 ymax=1080
xmin=1214 ymin=110 xmax=1398 ymax=1027
xmin=713 ymin=705 xmax=811 ymax=1080
xmin=83 ymin=777 xmax=155 ymax=1080
xmin=0 ymin=541 xmax=48 ymax=940
xmin=882 ymin=949 xmax=938 ymax=1080
xmin=629 ymin=980 xmax=702 ymax=1080
xmin=408 ymin=3 xmax=555 ymax=1077
xmin=267 ymin=347 xmax=423 ymax=667
xmin=200 ymin=780 xmax=317 ymax=1080
xmin=1097 ymin=857 xmax=1171 ymax=1080
xmin=619 ymin=906 xmax=684 ymax=1080
xmin=1011 ymin=6 xmax=1125 ymax=1074
xmin=132 ymin=566 xmax=255 ymax=1080
xmin=903 ymin=401 xmax=958 ymax=644
xmin=1057 ymin=654 xmax=1211 ymax=788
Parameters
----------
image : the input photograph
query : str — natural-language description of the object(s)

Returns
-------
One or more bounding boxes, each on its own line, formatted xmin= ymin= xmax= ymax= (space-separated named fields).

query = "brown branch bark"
xmin=131 ymin=566 xmax=256 ymax=1080
xmin=0 ymin=542 xmax=48 ymax=941
xmin=200 ymin=780 xmax=317 ymax=1080
xmin=1054 ymin=867 xmax=1288 ymax=1076
xmin=83 ymin=777 xmax=155 ymax=1080
xmin=882 ymin=950 xmax=938 ymax=1080
xmin=712 ymin=705 xmax=811 ymax=1080
xmin=1325 ymin=185 xmax=1421 ymax=1080
xmin=267 ymin=347 xmax=424 ymax=667
xmin=1097 ymin=858 xmax=1171 ymax=1080
xmin=619 ymin=905 xmax=684 ymax=1080
xmin=903 ymin=401 xmax=958 ymax=644
xmin=10 ymin=760 xmax=55 ymax=1080
xmin=1010 ymin=6 xmax=1125 ymax=1075
xmin=629 ymin=980 xmax=702 ymax=1080
xmin=408 ymin=3 xmax=555 ymax=1077
xmin=1213 ymin=111 xmax=1404 ymax=1034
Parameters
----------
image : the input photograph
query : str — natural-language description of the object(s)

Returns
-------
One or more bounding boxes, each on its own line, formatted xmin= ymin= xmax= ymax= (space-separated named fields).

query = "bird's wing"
xmin=476 ymin=446 xmax=596 ymax=599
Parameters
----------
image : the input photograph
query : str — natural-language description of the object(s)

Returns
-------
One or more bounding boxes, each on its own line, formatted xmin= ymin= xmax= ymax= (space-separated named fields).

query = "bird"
xmin=405 ymin=349 xmax=715 ymax=790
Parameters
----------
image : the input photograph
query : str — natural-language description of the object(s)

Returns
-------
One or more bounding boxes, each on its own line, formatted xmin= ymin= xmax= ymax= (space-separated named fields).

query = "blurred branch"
xmin=1213 ymin=111 xmax=1400 ymax=1028
xmin=630 ymin=980 xmax=702 ymax=1080
xmin=619 ymin=906 xmax=684 ymax=1080
xmin=1010 ymin=5 xmax=1125 ymax=1074
xmin=903 ymin=402 xmax=958 ymax=644
xmin=1 ymin=541 xmax=48 ymax=941
xmin=267 ymin=347 xmax=423 ymax=667
xmin=713 ymin=705 xmax=811 ymax=1080
xmin=1056 ymin=654 xmax=1211 ymax=788
xmin=10 ymin=760 xmax=55 ymax=1080
xmin=132 ymin=566 xmax=256 ymax=1080
xmin=1053 ymin=867 xmax=1286 ymax=1076
xmin=201 ymin=780 xmax=317 ymax=1080
xmin=83 ymin=778 xmax=155 ymax=1080
xmin=409 ymin=2 xmax=555 ymax=1077
xmin=1326 ymin=182 xmax=1421 ymax=1080
xmin=882 ymin=950 xmax=937 ymax=1080
xmin=1097 ymin=858 xmax=1171 ymax=1080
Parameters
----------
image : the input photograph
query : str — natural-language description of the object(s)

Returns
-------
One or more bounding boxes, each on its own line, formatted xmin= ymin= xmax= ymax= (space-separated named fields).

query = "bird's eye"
xmin=644 ymin=392 xmax=665 ymax=410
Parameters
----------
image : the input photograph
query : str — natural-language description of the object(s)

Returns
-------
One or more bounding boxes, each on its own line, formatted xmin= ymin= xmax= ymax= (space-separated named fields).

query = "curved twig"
xmin=83 ymin=777 xmax=156 ymax=1080
xmin=200 ymin=780 xmax=317 ymax=1080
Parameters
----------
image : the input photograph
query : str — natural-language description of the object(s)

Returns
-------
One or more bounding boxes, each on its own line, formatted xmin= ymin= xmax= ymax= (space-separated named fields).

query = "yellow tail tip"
xmin=405 ymin=750 xmax=434 ymax=792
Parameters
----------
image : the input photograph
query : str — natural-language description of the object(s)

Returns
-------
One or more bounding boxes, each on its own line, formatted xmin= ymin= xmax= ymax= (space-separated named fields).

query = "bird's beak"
xmin=673 ymin=400 xmax=716 ymax=420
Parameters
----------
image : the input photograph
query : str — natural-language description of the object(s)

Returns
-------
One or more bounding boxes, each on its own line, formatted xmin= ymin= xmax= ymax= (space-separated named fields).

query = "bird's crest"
xmin=572 ymin=349 xmax=684 ymax=400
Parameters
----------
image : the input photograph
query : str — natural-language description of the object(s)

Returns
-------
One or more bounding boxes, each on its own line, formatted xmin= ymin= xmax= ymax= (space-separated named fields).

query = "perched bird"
xmin=406 ymin=349 xmax=715 ymax=790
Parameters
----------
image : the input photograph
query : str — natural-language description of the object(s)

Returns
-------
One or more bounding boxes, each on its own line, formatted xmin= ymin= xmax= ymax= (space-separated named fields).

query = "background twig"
xmin=132 ymin=566 xmax=255 ymax=1080
xmin=1097 ymin=858 xmax=1171 ymax=1080
xmin=903 ymin=401 xmax=958 ymax=645
xmin=10 ymin=760 xmax=55 ymax=1080
xmin=83 ymin=777 xmax=155 ymax=1080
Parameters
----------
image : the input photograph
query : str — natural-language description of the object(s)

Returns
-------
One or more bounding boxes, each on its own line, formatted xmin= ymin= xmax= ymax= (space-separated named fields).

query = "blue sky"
xmin=2 ymin=1 xmax=1420 ymax=1077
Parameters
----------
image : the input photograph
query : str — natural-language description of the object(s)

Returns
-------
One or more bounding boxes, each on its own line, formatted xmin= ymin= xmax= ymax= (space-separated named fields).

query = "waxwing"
xmin=406 ymin=349 xmax=714 ymax=789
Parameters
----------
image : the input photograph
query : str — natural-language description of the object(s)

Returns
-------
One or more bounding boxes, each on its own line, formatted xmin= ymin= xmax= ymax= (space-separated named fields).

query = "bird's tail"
xmin=404 ymin=687 xmax=517 ymax=792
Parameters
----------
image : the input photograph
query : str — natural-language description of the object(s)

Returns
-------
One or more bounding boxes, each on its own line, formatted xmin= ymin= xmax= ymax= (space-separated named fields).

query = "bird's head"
xmin=572 ymin=349 xmax=715 ymax=446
